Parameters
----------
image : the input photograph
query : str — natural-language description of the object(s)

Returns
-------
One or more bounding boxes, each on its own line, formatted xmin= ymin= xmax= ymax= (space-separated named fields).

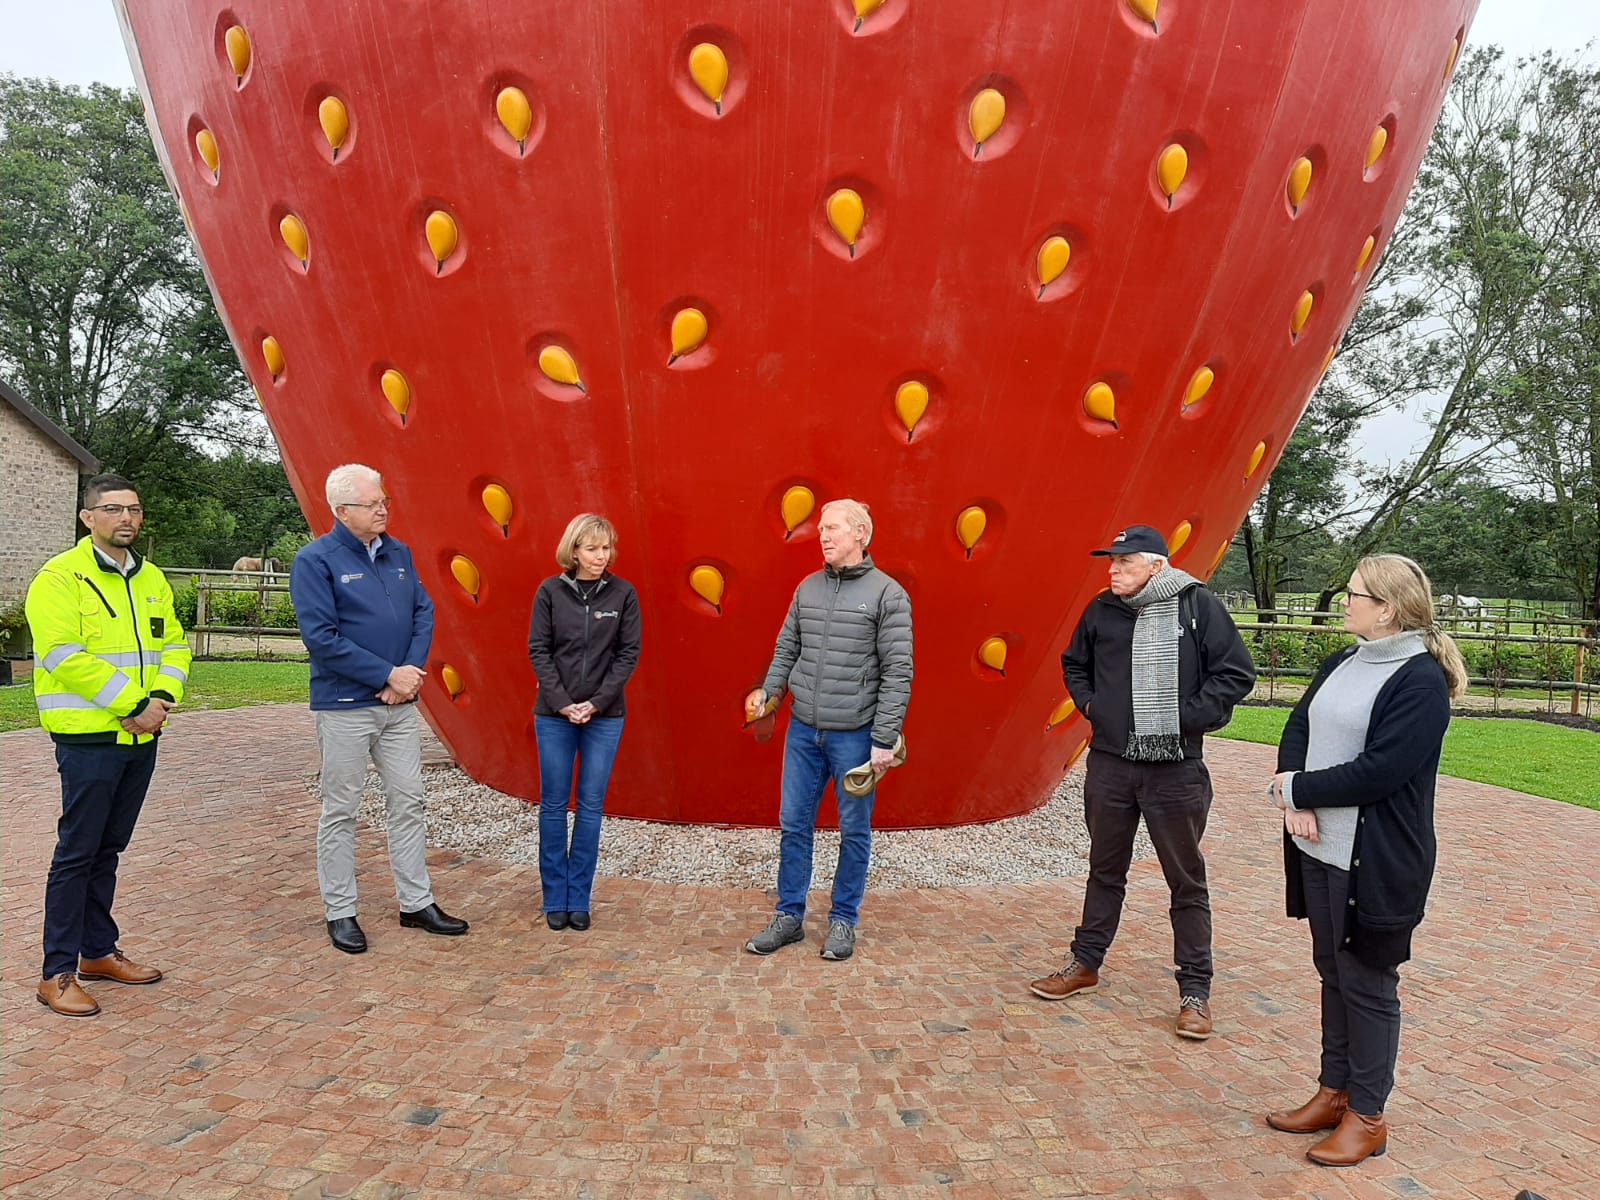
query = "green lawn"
xmin=1217 ymin=706 xmax=1600 ymax=810
xmin=0 ymin=661 xmax=310 ymax=734
xmin=6 ymin=664 xmax=1593 ymax=811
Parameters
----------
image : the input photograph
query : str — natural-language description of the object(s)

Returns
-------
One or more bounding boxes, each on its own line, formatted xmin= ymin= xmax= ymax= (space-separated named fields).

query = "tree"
xmin=1245 ymin=49 xmax=1600 ymax=616
xmin=1392 ymin=473 xmax=1563 ymax=600
xmin=0 ymin=74 xmax=305 ymax=566
xmin=1489 ymin=237 xmax=1600 ymax=622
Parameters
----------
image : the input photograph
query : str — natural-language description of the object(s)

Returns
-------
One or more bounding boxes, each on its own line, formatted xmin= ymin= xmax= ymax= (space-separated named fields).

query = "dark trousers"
xmin=42 ymin=740 xmax=158 ymax=978
xmin=1070 ymin=750 xmax=1213 ymax=997
xmin=1300 ymin=851 xmax=1402 ymax=1115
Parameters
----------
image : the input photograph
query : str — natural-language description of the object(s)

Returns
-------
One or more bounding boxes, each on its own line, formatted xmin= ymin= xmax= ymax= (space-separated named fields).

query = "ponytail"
xmin=1424 ymin=625 xmax=1469 ymax=699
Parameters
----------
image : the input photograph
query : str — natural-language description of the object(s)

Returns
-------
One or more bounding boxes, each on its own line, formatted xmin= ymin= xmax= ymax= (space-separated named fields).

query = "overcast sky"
xmin=3 ymin=1 xmax=1596 ymax=466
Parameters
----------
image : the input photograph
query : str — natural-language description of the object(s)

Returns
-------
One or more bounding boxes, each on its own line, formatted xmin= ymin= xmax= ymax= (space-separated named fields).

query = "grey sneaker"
xmin=820 ymin=920 xmax=856 ymax=961
xmin=745 ymin=913 xmax=805 ymax=955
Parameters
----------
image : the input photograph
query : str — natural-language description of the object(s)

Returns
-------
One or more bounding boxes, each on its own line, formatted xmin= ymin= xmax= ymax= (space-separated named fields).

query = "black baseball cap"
xmin=1089 ymin=524 xmax=1169 ymax=557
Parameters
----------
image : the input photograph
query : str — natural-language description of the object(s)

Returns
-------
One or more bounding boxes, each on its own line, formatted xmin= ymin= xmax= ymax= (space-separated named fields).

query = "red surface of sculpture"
xmin=116 ymin=0 xmax=1476 ymax=826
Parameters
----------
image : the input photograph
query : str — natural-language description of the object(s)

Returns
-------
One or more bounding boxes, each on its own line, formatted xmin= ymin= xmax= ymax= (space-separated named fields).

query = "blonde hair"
xmin=820 ymin=498 xmax=873 ymax=546
xmin=556 ymin=513 xmax=617 ymax=570
xmin=1356 ymin=554 xmax=1469 ymax=699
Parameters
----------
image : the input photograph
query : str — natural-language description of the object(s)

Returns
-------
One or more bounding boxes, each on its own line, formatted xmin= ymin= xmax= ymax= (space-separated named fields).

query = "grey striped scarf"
xmin=1123 ymin=567 xmax=1199 ymax=762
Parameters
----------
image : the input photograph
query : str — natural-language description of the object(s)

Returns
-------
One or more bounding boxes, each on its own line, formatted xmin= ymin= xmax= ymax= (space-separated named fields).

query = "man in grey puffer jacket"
xmin=744 ymin=499 xmax=913 ymax=962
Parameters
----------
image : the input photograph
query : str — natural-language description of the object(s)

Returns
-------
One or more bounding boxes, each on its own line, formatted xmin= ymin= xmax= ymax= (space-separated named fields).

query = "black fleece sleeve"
xmin=527 ymin=583 xmax=575 ymax=712
xmin=589 ymin=586 xmax=642 ymax=712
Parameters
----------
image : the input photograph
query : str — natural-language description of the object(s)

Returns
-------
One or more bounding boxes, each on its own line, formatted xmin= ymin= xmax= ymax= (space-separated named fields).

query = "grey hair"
xmin=1132 ymin=551 xmax=1169 ymax=568
xmin=325 ymin=463 xmax=383 ymax=509
xmin=820 ymin=498 xmax=873 ymax=546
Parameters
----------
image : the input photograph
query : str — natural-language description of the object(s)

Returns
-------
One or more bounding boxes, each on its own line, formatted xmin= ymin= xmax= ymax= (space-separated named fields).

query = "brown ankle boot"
xmin=1267 ymin=1085 xmax=1348 ymax=1133
xmin=1306 ymin=1108 xmax=1388 ymax=1166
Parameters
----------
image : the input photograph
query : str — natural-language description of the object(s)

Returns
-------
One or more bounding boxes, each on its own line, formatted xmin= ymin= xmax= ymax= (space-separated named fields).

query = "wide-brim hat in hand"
xmin=842 ymin=734 xmax=907 ymax=798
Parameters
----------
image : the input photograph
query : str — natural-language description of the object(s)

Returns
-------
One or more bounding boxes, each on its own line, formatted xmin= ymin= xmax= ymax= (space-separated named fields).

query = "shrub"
xmin=0 ymin=601 xmax=28 ymax=656
xmin=263 ymin=593 xmax=298 ymax=629
xmin=171 ymin=583 xmax=198 ymax=630
xmin=208 ymin=591 xmax=262 ymax=627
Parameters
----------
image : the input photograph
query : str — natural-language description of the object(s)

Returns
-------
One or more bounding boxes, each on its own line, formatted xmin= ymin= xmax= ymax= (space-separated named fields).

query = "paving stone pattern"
xmin=3 ymin=705 xmax=1596 ymax=1199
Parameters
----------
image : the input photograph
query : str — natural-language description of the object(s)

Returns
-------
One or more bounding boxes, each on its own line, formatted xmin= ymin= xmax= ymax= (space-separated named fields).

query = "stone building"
xmin=0 ymin=379 xmax=100 ymax=610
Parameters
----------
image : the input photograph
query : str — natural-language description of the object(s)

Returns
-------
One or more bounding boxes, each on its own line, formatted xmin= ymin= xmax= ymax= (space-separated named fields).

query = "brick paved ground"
xmin=3 ymin=705 xmax=1596 ymax=1200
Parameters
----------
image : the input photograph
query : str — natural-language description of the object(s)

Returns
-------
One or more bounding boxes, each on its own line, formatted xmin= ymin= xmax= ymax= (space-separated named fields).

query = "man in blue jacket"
xmin=290 ymin=463 xmax=467 ymax=953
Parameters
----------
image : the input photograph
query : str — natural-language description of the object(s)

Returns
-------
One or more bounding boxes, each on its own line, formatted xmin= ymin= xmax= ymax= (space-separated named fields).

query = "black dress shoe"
xmin=328 ymin=916 xmax=367 ymax=954
xmin=546 ymin=911 xmax=570 ymax=930
xmin=568 ymin=911 xmax=591 ymax=931
xmin=399 ymin=903 xmax=469 ymax=936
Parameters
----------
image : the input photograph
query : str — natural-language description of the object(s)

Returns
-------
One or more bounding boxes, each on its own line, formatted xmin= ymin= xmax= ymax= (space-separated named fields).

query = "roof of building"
xmin=0 ymin=378 xmax=100 ymax=472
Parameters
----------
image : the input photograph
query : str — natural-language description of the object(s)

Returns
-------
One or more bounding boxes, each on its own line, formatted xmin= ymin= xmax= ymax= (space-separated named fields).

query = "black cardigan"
xmin=1276 ymin=648 xmax=1451 ymax=967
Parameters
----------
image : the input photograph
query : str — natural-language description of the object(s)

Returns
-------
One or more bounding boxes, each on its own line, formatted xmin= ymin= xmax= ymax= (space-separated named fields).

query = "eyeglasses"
xmin=86 ymin=504 xmax=144 ymax=517
xmin=341 ymin=498 xmax=392 ymax=511
xmin=1340 ymin=588 xmax=1384 ymax=604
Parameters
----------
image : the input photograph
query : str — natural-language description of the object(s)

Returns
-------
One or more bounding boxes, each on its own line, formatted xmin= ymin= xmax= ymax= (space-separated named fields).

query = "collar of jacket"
xmin=561 ymin=570 xmax=611 ymax=594
xmin=823 ymin=554 xmax=875 ymax=581
xmin=78 ymin=536 xmax=144 ymax=576
xmin=330 ymin=519 xmax=385 ymax=557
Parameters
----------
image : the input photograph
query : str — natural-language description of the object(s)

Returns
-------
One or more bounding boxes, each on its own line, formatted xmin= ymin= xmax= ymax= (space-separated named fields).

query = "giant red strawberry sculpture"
xmin=118 ymin=0 xmax=1475 ymax=826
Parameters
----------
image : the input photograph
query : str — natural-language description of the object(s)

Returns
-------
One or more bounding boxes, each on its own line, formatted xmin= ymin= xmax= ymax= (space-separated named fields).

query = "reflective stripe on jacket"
xmin=26 ymin=537 xmax=192 ymax=744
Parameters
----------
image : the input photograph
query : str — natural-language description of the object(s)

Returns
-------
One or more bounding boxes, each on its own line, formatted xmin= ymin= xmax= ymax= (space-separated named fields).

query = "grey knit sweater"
xmin=1284 ymin=630 xmax=1430 ymax=869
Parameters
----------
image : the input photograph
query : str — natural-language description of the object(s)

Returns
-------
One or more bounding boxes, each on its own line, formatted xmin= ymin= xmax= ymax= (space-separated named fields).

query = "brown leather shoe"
xmin=1029 ymin=958 xmax=1099 ymax=1000
xmin=78 ymin=949 xmax=163 ymax=985
xmin=36 ymin=973 xmax=100 ymax=1017
xmin=1175 ymin=995 xmax=1213 ymax=1040
xmin=1268 ymin=1086 xmax=1349 ymax=1133
xmin=1306 ymin=1109 xmax=1388 ymax=1166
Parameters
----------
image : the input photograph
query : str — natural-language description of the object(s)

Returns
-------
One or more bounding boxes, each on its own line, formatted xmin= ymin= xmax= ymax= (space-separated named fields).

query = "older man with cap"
xmin=1030 ymin=524 xmax=1255 ymax=1039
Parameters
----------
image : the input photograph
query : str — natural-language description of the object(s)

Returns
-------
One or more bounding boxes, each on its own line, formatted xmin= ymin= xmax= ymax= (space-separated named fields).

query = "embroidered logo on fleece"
xmin=340 ymin=572 xmax=365 ymax=583
xmin=594 ymin=610 xmax=620 ymax=620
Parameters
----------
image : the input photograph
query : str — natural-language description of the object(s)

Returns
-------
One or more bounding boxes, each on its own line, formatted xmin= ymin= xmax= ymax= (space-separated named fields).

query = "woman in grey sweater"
xmin=1265 ymin=555 xmax=1468 ymax=1167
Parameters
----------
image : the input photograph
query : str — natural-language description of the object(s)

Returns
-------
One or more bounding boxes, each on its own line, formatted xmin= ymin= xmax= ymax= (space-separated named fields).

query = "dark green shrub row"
xmin=1248 ymin=629 xmax=1598 ymax=685
xmin=170 ymin=585 xmax=296 ymax=630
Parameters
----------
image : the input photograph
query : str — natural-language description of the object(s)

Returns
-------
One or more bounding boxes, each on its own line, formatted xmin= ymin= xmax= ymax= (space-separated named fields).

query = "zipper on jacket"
xmin=75 ymin=573 xmax=118 ymax=618
xmin=121 ymin=571 xmax=147 ymax=684
xmin=812 ymin=571 xmax=843 ymax=727
xmin=579 ymin=577 xmax=607 ymax=696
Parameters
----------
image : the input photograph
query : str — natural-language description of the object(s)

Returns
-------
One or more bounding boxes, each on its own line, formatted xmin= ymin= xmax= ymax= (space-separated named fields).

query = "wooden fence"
xmin=1229 ymin=606 xmax=1596 ymax=716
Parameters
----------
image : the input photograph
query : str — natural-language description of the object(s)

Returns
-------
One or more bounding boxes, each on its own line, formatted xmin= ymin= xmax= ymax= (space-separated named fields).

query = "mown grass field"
xmin=0 ymin=661 xmax=310 ymax=733
xmin=1217 ymin=705 xmax=1600 ymax=810
xmin=4 ymin=663 xmax=1594 ymax=810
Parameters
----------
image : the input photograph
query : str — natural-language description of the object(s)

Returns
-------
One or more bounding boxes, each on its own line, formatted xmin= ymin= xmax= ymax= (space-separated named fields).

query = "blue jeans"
xmin=776 ymin=719 xmax=876 ymax=927
xmin=535 ymin=715 xmax=624 ymax=912
xmin=43 ymin=741 xmax=159 ymax=977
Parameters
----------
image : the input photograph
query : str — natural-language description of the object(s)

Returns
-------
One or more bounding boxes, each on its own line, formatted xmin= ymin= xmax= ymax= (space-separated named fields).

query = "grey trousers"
xmin=314 ymin=704 xmax=435 ymax=921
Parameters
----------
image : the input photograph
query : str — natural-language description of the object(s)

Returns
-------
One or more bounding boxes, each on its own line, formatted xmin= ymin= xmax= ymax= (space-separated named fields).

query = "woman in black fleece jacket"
xmin=527 ymin=514 xmax=641 ymax=932
xmin=1265 ymin=555 xmax=1468 ymax=1167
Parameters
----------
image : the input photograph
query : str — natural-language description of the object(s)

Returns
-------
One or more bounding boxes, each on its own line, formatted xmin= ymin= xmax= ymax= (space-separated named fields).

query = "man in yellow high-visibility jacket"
xmin=26 ymin=474 xmax=192 ymax=1018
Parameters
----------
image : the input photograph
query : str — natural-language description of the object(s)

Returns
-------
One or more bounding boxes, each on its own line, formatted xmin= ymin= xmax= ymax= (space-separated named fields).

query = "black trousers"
xmin=1070 ymin=750 xmax=1213 ymax=998
xmin=1300 ymin=851 xmax=1402 ymax=1115
xmin=42 ymin=740 xmax=158 ymax=978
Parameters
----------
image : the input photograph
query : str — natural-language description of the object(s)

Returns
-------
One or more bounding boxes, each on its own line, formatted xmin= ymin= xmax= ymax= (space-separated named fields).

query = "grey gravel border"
xmin=326 ymin=765 xmax=1155 ymax=890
